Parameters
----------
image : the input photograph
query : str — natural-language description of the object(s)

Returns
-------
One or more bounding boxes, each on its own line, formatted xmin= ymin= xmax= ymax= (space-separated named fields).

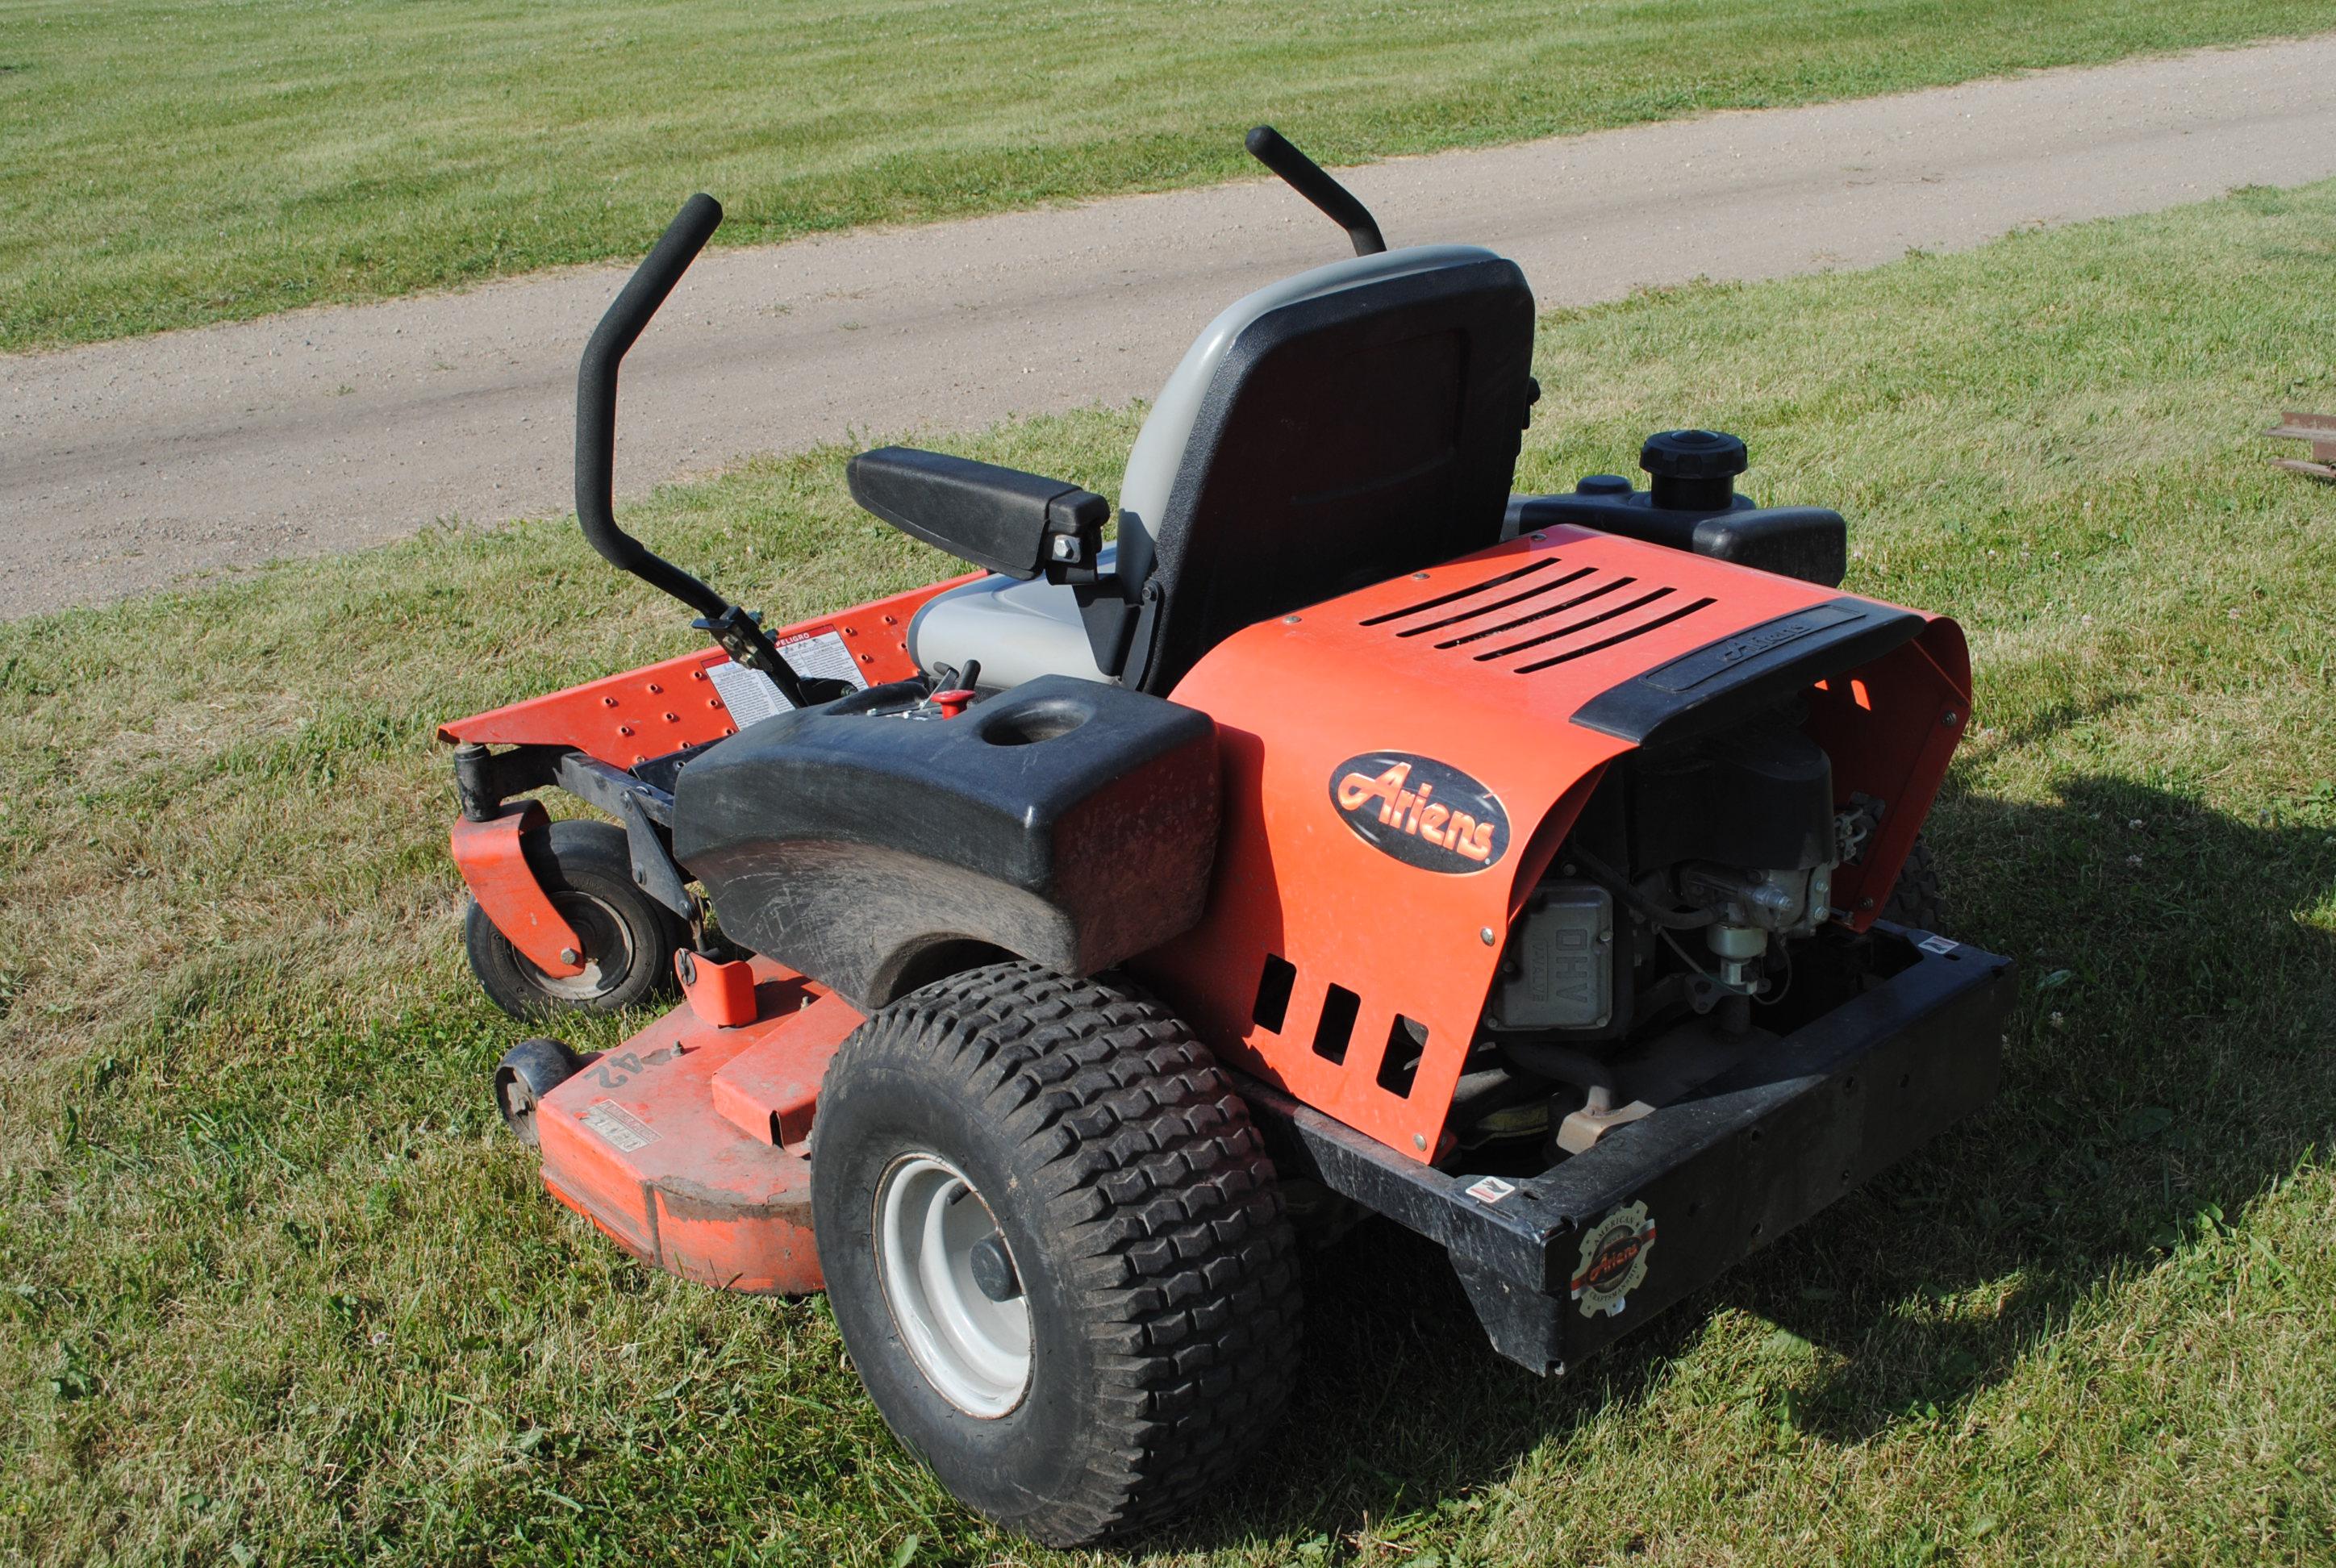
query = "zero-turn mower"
xmin=439 ymin=129 xmax=2012 ymax=1546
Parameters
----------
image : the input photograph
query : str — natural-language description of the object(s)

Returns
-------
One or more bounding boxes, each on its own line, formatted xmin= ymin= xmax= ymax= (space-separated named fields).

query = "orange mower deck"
xmin=535 ymin=957 xmax=861 ymax=1295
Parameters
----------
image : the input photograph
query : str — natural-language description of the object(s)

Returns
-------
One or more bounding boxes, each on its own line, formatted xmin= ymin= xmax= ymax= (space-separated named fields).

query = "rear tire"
xmin=811 ymin=962 xmax=1300 ymax=1547
xmin=463 ymin=819 xmax=685 ymax=1019
xmin=1881 ymin=834 xmax=1946 ymax=929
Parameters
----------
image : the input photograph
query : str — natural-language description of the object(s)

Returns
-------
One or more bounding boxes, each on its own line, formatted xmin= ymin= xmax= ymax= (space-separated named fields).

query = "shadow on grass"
xmin=1150 ymin=775 xmax=2335 ymax=1549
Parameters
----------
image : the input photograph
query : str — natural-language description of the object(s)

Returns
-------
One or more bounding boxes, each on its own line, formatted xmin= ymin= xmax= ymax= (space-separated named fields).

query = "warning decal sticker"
xmin=705 ymin=659 xmax=791 ymax=728
xmin=775 ymin=627 xmax=869 ymax=690
xmin=1464 ymin=1176 xmax=1519 ymax=1205
xmin=707 ymin=628 xmax=871 ymax=731
xmin=580 ymin=1099 xmax=659 ymax=1153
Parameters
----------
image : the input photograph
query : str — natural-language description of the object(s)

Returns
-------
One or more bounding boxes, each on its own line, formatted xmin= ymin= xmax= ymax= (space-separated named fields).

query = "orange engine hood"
xmin=1139 ymin=523 xmax=1971 ymax=1162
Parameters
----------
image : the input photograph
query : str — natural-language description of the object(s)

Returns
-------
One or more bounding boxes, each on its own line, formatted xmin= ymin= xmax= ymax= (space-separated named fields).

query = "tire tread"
xmin=1881 ymin=834 xmax=1946 ymax=929
xmin=839 ymin=961 xmax=1300 ymax=1545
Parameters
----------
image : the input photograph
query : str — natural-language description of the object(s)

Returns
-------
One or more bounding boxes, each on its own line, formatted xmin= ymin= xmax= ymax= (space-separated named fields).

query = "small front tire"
xmin=463 ymin=819 xmax=685 ymax=1019
xmin=494 ymin=1036 xmax=581 ymax=1146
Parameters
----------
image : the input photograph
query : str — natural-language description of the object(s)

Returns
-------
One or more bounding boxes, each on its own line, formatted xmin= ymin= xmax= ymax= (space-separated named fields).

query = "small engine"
xmin=1488 ymin=711 xmax=1852 ymax=1075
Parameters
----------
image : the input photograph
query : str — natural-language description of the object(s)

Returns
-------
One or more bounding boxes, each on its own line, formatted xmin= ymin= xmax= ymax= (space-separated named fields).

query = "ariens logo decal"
xmin=1328 ymin=752 xmax=1509 ymax=873
xmin=1570 ymin=1199 xmax=1656 ymax=1319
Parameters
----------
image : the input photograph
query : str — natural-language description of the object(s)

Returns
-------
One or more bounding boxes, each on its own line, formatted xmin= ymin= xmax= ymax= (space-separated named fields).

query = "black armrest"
xmin=847 ymin=446 xmax=1110 ymax=581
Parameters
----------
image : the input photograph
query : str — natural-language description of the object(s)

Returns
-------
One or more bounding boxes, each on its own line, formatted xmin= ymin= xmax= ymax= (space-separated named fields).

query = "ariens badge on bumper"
xmin=1571 ymin=1199 xmax=1657 ymax=1318
xmin=1329 ymin=752 xmax=1510 ymax=873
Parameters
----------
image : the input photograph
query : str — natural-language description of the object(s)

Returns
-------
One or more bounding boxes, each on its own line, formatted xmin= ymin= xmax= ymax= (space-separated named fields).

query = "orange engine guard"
xmin=1139 ymin=522 xmax=1970 ymax=1165
xmin=536 ymin=957 xmax=862 ymax=1295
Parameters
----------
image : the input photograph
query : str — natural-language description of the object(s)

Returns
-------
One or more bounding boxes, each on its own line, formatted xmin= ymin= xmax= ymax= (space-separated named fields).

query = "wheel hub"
xmin=967 ymin=1233 xmax=1021 ymax=1302
xmin=874 ymin=1154 xmax=1032 ymax=1417
xmin=528 ymin=890 xmax=632 ymax=1001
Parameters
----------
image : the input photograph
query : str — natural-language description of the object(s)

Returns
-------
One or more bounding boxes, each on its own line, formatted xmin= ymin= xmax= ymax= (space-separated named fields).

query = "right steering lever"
xmin=1244 ymin=126 xmax=1387 ymax=256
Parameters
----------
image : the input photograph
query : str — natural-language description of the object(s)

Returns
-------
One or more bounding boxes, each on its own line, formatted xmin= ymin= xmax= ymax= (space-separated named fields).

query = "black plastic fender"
xmin=671 ymin=677 xmax=1220 ymax=1010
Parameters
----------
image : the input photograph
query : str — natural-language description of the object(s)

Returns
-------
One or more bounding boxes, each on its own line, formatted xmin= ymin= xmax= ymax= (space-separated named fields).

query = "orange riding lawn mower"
xmin=440 ymin=130 xmax=2012 ymax=1545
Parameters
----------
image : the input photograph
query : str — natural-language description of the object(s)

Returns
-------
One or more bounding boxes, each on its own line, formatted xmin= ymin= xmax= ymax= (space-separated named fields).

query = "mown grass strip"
xmin=1 ymin=0 xmax=2330 ymax=351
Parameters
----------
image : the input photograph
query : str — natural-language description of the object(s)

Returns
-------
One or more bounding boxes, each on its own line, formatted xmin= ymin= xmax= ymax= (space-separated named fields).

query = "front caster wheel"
xmin=811 ymin=963 xmax=1301 ymax=1548
xmin=493 ymin=1036 xmax=581 ymax=1146
xmin=463 ymin=819 xmax=685 ymax=1020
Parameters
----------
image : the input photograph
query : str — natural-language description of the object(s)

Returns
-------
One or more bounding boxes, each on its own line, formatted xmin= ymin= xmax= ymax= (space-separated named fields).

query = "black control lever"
xmin=575 ymin=194 xmax=811 ymax=707
xmin=1244 ymin=126 xmax=1387 ymax=256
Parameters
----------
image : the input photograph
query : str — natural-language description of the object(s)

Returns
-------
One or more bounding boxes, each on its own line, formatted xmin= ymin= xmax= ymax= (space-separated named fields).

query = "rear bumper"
xmin=1244 ymin=924 xmax=2013 ymax=1374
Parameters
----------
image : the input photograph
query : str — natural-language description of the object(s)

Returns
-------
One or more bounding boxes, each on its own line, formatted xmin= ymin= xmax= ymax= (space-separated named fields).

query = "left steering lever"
xmin=574 ymin=194 xmax=811 ymax=707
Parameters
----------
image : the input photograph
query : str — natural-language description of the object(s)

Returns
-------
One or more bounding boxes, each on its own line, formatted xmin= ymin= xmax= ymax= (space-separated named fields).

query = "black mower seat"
xmin=901 ymin=244 xmax=1537 ymax=694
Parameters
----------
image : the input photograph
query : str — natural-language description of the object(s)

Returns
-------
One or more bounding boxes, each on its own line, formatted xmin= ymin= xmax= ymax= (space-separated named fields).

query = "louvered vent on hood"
xmin=1359 ymin=555 xmax=1717 ymax=673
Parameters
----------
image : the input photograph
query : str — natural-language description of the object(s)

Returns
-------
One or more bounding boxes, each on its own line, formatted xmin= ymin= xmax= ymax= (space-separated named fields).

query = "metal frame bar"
xmin=1242 ymin=924 xmax=2013 ymax=1374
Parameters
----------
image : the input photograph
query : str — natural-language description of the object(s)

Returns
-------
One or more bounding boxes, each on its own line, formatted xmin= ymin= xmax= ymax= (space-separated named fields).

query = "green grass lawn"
xmin=2 ymin=0 xmax=2331 ymax=354
xmin=3 ymin=179 xmax=2334 ymax=1564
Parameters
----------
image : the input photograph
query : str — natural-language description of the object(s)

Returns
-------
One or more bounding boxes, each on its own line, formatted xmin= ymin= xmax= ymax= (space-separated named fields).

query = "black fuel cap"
xmin=1639 ymin=427 xmax=1748 ymax=480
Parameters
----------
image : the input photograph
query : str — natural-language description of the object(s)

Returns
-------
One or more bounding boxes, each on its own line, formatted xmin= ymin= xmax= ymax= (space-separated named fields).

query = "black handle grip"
xmin=571 ymin=195 xmax=811 ymax=707
xmin=1245 ymin=126 xmax=1386 ymax=256
xmin=574 ymin=194 xmax=730 ymax=620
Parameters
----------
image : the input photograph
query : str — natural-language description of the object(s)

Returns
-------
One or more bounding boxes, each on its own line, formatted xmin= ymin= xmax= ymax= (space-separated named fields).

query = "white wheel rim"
xmin=873 ymin=1153 xmax=1032 ymax=1417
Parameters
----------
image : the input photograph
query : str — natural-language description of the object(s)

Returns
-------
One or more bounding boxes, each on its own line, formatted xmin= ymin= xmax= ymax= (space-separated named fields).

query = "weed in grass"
xmin=1 ymin=183 xmax=2333 ymax=1563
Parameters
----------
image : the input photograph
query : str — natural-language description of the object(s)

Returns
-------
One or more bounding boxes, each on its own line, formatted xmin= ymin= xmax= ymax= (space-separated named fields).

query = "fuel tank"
xmin=673 ymin=676 xmax=1221 ymax=1011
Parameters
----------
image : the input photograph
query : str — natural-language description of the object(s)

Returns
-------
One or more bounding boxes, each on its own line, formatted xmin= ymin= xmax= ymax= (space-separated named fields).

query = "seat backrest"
xmin=1115 ymin=244 xmax=1537 ymax=694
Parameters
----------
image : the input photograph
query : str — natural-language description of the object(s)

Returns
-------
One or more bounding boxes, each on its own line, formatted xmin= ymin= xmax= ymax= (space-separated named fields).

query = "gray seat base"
xmin=911 ymin=546 xmax=1119 ymax=690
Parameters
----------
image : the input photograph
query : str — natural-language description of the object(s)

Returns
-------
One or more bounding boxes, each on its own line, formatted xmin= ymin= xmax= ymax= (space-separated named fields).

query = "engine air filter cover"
xmin=1491 ymin=882 xmax=1615 ymax=1031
